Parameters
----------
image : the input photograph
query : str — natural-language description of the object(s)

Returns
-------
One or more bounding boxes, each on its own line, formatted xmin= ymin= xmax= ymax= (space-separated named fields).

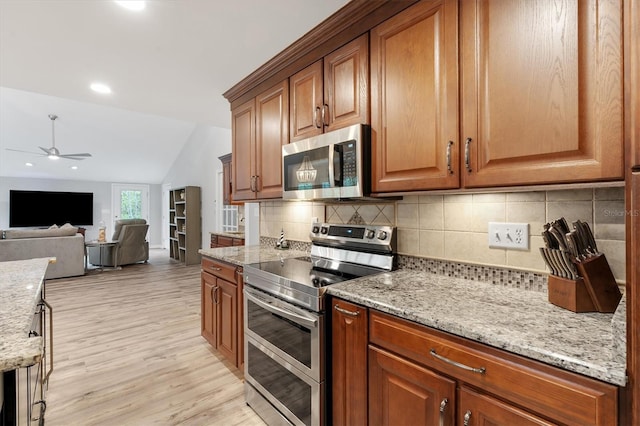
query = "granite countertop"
xmin=199 ymin=245 xmax=308 ymax=267
xmin=0 ymin=257 xmax=52 ymax=372
xmin=209 ymin=231 xmax=245 ymax=239
xmin=327 ymin=269 xmax=627 ymax=386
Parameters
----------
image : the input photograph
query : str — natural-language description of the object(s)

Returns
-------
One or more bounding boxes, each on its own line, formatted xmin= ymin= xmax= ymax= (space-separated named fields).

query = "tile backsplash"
xmin=259 ymin=187 xmax=626 ymax=282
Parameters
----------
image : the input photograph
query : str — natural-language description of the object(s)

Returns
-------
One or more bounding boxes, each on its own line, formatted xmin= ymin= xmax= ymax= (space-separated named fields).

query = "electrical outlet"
xmin=488 ymin=222 xmax=530 ymax=250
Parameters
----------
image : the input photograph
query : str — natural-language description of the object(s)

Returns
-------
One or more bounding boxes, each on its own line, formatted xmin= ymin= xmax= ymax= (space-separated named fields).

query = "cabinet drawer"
xmin=369 ymin=311 xmax=617 ymax=426
xmin=232 ymin=238 xmax=244 ymax=246
xmin=218 ymin=236 xmax=233 ymax=247
xmin=201 ymin=257 xmax=237 ymax=283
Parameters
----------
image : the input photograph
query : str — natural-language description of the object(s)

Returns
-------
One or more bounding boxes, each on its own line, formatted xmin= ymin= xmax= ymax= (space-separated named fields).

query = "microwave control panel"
xmin=335 ymin=140 xmax=357 ymax=187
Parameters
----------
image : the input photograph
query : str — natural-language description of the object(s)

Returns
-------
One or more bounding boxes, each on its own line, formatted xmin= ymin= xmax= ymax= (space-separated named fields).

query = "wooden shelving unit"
xmin=168 ymin=186 xmax=201 ymax=265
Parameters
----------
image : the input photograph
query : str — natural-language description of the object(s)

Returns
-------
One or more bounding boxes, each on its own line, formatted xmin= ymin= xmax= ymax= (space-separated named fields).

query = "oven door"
xmin=244 ymin=286 xmax=323 ymax=381
xmin=245 ymin=337 xmax=323 ymax=426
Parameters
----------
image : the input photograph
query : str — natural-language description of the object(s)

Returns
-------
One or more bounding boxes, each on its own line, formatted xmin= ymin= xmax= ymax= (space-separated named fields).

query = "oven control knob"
xmin=377 ymin=231 xmax=388 ymax=241
xmin=366 ymin=229 xmax=375 ymax=239
xmin=320 ymin=227 xmax=328 ymax=235
xmin=312 ymin=226 xmax=320 ymax=234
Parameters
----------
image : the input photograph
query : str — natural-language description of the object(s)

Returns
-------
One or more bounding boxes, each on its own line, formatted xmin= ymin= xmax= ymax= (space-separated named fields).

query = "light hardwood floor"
xmin=44 ymin=249 xmax=265 ymax=426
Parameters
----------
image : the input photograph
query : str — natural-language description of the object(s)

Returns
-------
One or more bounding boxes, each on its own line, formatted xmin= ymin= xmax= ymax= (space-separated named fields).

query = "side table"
xmin=85 ymin=241 xmax=120 ymax=271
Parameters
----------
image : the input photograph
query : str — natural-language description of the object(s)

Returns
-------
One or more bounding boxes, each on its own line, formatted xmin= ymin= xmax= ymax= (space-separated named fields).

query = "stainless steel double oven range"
xmin=243 ymin=222 xmax=396 ymax=426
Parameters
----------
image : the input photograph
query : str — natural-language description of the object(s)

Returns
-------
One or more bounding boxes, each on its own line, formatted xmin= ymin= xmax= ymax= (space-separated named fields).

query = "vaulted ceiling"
xmin=0 ymin=0 xmax=349 ymax=183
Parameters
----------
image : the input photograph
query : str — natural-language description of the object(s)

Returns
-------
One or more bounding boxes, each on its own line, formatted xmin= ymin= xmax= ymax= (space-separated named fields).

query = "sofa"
xmin=87 ymin=219 xmax=149 ymax=267
xmin=0 ymin=225 xmax=85 ymax=279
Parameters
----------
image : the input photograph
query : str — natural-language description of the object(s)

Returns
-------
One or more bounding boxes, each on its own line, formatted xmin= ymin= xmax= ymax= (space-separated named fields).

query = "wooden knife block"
xmin=575 ymin=254 xmax=622 ymax=313
xmin=548 ymin=275 xmax=597 ymax=313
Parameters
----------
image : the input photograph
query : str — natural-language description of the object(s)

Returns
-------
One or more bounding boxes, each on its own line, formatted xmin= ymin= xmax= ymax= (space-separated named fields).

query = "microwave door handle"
xmin=327 ymin=145 xmax=336 ymax=188
xmin=244 ymin=289 xmax=318 ymax=329
xmin=333 ymin=144 xmax=343 ymax=186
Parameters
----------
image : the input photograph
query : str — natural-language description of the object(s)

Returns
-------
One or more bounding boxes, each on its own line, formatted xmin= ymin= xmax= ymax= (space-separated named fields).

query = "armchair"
xmin=88 ymin=219 xmax=149 ymax=267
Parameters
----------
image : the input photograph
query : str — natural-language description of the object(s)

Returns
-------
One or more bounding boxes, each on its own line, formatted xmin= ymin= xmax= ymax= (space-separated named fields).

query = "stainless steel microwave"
xmin=282 ymin=124 xmax=369 ymax=200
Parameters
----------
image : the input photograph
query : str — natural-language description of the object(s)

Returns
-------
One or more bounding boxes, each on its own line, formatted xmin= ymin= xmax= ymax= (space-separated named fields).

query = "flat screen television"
xmin=9 ymin=190 xmax=94 ymax=227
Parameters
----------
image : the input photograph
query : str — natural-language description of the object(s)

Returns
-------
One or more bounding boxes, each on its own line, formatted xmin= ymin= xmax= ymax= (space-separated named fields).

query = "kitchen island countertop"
xmin=0 ymin=257 xmax=51 ymax=372
xmin=327 ymin=269 xmax=626 ymax=386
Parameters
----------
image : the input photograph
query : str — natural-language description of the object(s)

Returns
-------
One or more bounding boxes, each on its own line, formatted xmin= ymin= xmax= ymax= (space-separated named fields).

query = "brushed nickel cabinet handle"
xmin=463 ymin=410 xmax=472 ymax=426
xmin=439 ymin=398 xmax=448 ymax=426
xmin=334 ymin=304 xmax=359 ymax=317
xmin=210 ymin=286 xmax=215 ymax=303
xmin=213 ymin=286 xmax=219 ymax=304
xmin=249 ymin=176 xmax=255 ymax=192
xmin=210 ymin=266 xmax=222 ymax=271
xmin=322 ymin=104 xmax=329 ymax=127
xmin=255 ymin=175 xmax=261 ymax=192
xmin=464 ymin=138 xmax=472 ymax=172
xmin=430 ymin=349 xmax=485 ymax=374
xmin=446 ymin=141 xmax=454 ymax=174
xmin=314 ymin=106 xmax=322 ymax=128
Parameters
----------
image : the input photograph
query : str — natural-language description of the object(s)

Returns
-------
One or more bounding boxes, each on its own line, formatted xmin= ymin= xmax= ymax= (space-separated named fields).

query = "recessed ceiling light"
xmin=70 ymin=166 xmax=79 ymax=170
xmin=25 ymin=162 xmax=33 ymax=167
xmin=90 ymin=82 xmax=112 ymax=94
xmin=115 ymin=1 xmax=146 ymax=11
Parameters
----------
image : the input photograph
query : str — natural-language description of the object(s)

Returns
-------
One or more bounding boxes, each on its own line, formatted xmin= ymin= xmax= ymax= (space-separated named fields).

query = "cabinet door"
xmin=201 ymin=272 xmax=217 ymax=347
xmin=371 ymin=0 xmax=459 ymax=192
xmin=332 ymin=299 xmax=368 ymax=426
xmin=369 ymin=346 xmax=456 ymax=426
xmin=290 ymin=60 xmax=323 ymax=142
xmin=255 ymin=80 xmax=288 ymax=199
xmin=460 ymin=0 xmax=623 ymax=187
xmin=216 ymin=278 xmax=238 ymax=366
xmin=232 ymin=98 xmax=256 ymax=201
xmin=324 ymin=34 xmax=369 ymax=132
xmin=458 ymin=386 xmax=555 ymax=426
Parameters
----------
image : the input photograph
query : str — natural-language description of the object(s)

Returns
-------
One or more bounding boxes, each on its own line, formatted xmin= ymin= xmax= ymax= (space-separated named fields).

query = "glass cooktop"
xmin=247 ymin=256 xmax=362 ymax=288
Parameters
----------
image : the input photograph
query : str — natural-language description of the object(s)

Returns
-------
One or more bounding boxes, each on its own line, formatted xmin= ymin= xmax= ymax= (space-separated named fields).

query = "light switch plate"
xmin=488 ymin=222 xmax=530 ymax=250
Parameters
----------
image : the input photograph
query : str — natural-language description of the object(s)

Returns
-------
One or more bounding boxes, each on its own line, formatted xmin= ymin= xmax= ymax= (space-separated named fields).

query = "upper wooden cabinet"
xmin=219 ymin=153 xmax=232 ymax=205
xmin=290 ymin=34 xmax=369 ymax=142
xmin=232 ymin=80 xmax=288 ymax=201
xmin=371 ymin=0 xmax=459 ymax=192
xmin=232 ymin=98 xmax=255 ymax=201
xmin=460 ymin=0 xmax=623 ymax=187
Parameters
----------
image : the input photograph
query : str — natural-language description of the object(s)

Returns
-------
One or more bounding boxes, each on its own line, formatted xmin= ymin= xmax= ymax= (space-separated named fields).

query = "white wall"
xmin=162 ymin=124 xmax=232 ymax=251
xmin=0 ymin=176 xmax=162 ymax=245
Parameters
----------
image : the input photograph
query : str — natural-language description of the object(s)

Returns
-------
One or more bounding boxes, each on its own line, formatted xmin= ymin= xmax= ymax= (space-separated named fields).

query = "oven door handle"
xmin=245 ymin=289 xmax=318 ymax=329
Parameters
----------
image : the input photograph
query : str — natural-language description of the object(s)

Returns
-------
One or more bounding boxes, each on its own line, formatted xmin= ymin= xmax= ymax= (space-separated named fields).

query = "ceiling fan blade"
xmin=60 ymin=153 xmax=92 ymax=158
xmin=6 ymin=148 xmax=46 ymax=156
xmin=39 ymin=146 xmax=52 ymax=154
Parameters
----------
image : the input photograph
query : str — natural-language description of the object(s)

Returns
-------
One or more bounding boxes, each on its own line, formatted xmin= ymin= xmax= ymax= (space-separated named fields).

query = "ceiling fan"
xmin=6 ymin=114 xmax=93 ymax=160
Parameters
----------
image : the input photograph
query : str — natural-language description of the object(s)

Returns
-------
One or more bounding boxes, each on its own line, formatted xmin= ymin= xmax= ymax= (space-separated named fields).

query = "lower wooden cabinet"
xmin=201 ymin=256 xmax=243 ymax=371
xmin=330 ymin=298 xmax=618 ymax=426
xmin=331 ymin=299 xmax=368 ymax=426
xmin=215 ymin=278 xmax=237 ymax=363
xmin=458 ymin=386 xmax=553 ymax=426
xmin=210 ymin=233 xmax=244 ymax=248
xmin=369 ymin=346 xmax=455 ymax=426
